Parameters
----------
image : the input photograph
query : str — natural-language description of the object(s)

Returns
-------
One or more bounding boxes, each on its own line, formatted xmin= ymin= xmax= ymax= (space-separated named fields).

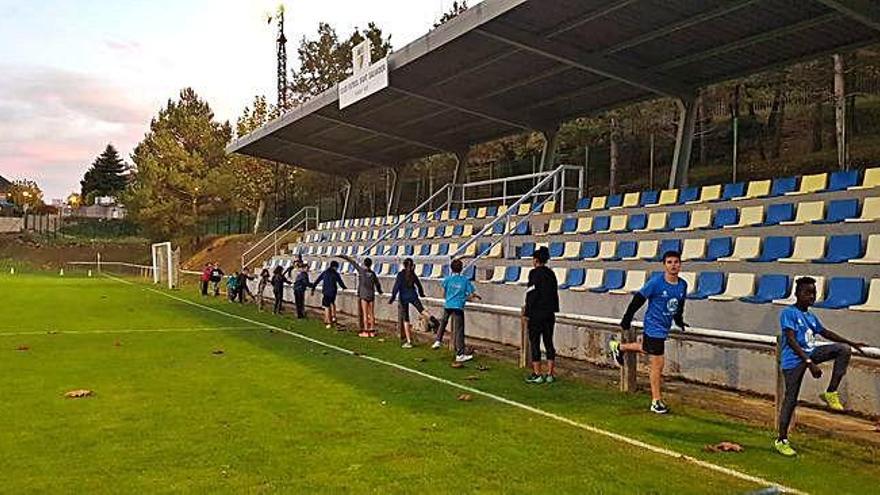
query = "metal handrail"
xmin=361 ymin=184 xmax=452 ymax=257
xmin=241 ymin=206 xmax=319 ymax=268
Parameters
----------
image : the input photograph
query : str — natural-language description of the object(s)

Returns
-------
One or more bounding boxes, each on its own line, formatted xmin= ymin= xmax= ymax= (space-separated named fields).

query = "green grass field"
xmin=2 ymin=272 xmax=877 ymax=494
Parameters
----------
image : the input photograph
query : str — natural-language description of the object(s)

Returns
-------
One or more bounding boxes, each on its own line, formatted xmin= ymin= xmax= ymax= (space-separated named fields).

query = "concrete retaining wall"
xmin=0 ymin=217 xmax=22 ymax=233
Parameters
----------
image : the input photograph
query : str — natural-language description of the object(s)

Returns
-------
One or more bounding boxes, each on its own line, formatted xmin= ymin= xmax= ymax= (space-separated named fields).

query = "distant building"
xmin=0 ymin=174 xmax=11 ymax=204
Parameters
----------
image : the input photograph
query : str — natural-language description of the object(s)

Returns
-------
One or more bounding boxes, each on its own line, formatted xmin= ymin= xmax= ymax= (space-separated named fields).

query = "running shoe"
xmin=455 ymin=354 xmax=473 ymax=363
xmin=431 ymin=340 xmax=442 ymax=350
xmin=358 ymin=331 xmax=370 ymax=338
xmin=774 ymin=438 xmax=797 ymax=457
xmin=609 ymin=339 xmax=623 ymax=366
xmin=544 ymin=375 xmax=556 ymax=384
xmin=401 ymin=342 xmax=413 ymax=349
xmin=525 ymin=373 xmax=544 ymax=384
xmin=368 ymin=331 xmax=377 ymax=338
xmin=650 ymin=399 xmax=669 ymax=414
xmin=819 ymin=391 xmax=844 ymax=411
xmin=325 ymin=324 xmax=332 ymax=329
xmin=428 ymin=315 xmax=441 ymax=333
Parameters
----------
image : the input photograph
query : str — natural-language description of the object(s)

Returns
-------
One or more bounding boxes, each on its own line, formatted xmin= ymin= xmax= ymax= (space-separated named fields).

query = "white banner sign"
xmin=339 ymin=56 xmax=388 ymax=109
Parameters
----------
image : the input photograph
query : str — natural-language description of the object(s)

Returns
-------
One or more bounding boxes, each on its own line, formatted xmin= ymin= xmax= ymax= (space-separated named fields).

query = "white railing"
xmin=241 ymin=206 xmax=319 ymax=268
xmin=360 ymin=184 xmax=452 ymax=257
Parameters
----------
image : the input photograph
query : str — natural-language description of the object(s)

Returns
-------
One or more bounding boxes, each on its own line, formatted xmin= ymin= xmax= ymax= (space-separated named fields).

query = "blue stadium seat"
xmin=592 ymin=216 xmax=611 ymax=233
xmin=433 ymin=210 xmax=443 ymax=220
xmin=711 ymin=208 xmax=739 ymax=229
xmin=813 ymin=277 xmax=866 ymax=309
xmin=421 ymin=265 xmax=432 ymax=278
xmin=662 ymin=211 xmax=690 ymax=231
xmin=579 ymin=241 xmax=599 ymax=260
xmin=639 ymin=191 xmax=659 ymax=207
xmin=741 ymin=274 xmax=790 ymax=304
xmin=388 ymin=245 xmax=400 ymax=256
xmin=419 ymin=244 xmax=431 ymax=256
xmin=562 ymin=217 xmax=578 ymax=233
xmin=748 ymin=236 xmax=793 ymax=262
xmin=435 ymin=225 xmax=447 ymax=237
xmin=464 ymin=208 xmax=475 ymax=218
xmin=404 ymin=245 xmax=415 ymax=256
xmin=770 ymin=177 xmax=798 ymax=196
xmin=722 ymin=182 xmax=746 ymax=201
xmin=813 ymin=199 xmax=859 ymax=224
xmin=549 ymin=242 xmax=565 ymax=258
xmin=677 ymin=186 xmax=700 ymax=204
xmin=648 ymin=239 xmax=682 ymax=262
xmin=486 ymin=206 xmax=498 ymax=217
xmin=827 ymin=170 xmax=860 ymax=191
xmin=693 ymin=237 xmax=733 ymax=262
xmin=627 ymin=214 xmax=648 ymax=232
xmin=560 ymin=268 xmax=585 ymax=290
xmin=492 ymin=222 xmax=505 ymax=235
xmin=418 ymin=212 xmax=427 ymax=222
xmin=608 ymin=241 xmax=637 ymax=261
xmin=452 ymin=224 xmax=464 ymax=236
xmin=759 ymin=203 xmax=795 ymax=226
xmin=441 ymin=265 xmax=450 ymax=278
xmin=813 ymin=234 xmax=862 ymax=264
xmin=519 ymin=243 xmax=536 ymax=259
xmin=438 ymin=243 xmax=450 ymax=256
xmin=478 ymin=242 xmax=491 ymax=256
xmin=449 ymin=209 xmax=459 ymax=219
xmin=606 ymin=194 xmax=623 ymax=209
xmin=514 ymin=220 xmax=530 ymax=235
xmin=501 ymin=265 xmax=520 ymax=284
xmin=576 ymin=197 xmax=591 ymax=211
xmin=687 ymin=272 xmax=725 ymax=300
xmin=589 ymin=269 xmax=625 ymax=293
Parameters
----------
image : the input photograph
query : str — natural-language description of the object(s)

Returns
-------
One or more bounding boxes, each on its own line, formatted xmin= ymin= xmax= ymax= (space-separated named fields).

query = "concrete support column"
xmin=387 ymin=167 xmax=402 ymax=217
xmin=669 ymin=95 xmax=699 ymax=189
xmin=451 ymin=150 xmax=469 ymax=212
xmin=539 ymin=127 xmax=561 ymax=172
xmin=341 ymin=177 xmax=355 ymax=221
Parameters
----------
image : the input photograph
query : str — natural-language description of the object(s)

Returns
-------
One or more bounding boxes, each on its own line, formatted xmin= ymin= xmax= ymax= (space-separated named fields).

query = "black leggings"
xmin=527 ymin=314 xmax=556 ymax=362
xmin=778 ymin=343 xmax=851 ymax=439
xmin=273 ymin=291 xmax=284 ymax=314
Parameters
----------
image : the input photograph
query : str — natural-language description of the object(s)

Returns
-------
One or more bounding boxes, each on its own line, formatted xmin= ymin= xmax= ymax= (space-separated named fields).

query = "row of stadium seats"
xmin=308 ymin=197 xmax=879 ymax=244
xmin=301 ymin=233 xmax=880 ymax=265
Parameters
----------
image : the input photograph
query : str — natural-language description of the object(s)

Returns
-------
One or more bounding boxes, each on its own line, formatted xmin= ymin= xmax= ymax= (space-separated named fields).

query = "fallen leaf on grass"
xmin=457 ymin=394 xmax=473 ymax=402
xmin=113 ymin=340 xmax=122 ymax=347
xmin=464 ymin=375 xmax=480 ymax=381
xmin=450 ymin=362 xmax=464 ymax=369
xmin=16 ymin=345 xmax=29 ymax=351
xmin=377 ymin=338 xmax=386 ymax=343
xmin=703 ymin=442 xmax=744 ymax=453
xmin=65 ymin=389 xmax=93 ymax=399
xmin=212 ymin=349 xmax=224 ymax=355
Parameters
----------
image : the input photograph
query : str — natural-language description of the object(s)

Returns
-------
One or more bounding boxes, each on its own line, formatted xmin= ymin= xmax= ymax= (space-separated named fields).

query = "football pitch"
xmin=2 ymin=273 xmax=877 ymax=494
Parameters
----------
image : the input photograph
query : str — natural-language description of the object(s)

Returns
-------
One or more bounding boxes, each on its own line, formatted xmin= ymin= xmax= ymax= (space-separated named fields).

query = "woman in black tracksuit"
xmin=523 ymin=246 xmax=559 ymax=384
xmin=271 ymin=265 xmax=292 ymax=314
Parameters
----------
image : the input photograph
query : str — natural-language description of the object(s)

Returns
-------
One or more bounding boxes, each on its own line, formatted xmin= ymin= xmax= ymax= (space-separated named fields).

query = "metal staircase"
xmin=240 ymin=206 xmax=319 ymax=268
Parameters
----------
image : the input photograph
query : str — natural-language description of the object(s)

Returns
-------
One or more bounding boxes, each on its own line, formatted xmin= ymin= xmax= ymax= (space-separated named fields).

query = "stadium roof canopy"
xmin=228 ymin=0 xmax=880 ymax=179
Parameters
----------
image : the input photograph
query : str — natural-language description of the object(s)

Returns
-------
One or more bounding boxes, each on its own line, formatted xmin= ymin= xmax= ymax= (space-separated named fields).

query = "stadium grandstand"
xmin=229 ymin=0 xmax=880 ymax=414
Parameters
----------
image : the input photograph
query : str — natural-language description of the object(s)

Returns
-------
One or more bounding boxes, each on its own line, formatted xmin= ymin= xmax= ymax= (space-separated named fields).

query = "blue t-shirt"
xmin=779 ymin=305 xmax=825 ymax=370
xmin=638 ymin=274 xmax=687 ymax=339
xmin=442 ymin=274 xmax=475 ymax=310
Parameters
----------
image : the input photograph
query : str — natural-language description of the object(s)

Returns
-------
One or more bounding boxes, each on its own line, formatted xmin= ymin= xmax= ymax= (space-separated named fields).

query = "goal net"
xmin=151 ymin=242 xmax=180 ymax=289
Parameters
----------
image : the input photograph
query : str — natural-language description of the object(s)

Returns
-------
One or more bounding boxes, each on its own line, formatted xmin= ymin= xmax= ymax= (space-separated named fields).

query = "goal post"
xmin=151 ymin=242 xmax=180 ymax=289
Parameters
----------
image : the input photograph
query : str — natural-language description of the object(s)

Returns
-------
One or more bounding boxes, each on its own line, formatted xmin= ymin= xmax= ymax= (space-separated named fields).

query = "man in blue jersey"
xmin=433 ymin=258 xmax=481 ymax=362
xmin=609 ymin=251 xmax=688 ymax=414
xmin=774 ymin=276 xmax=866 ymax=457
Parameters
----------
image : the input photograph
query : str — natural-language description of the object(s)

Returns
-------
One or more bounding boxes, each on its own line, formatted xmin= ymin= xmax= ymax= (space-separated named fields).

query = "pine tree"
xmin=80 ymin=144 xmax=128 ymax=201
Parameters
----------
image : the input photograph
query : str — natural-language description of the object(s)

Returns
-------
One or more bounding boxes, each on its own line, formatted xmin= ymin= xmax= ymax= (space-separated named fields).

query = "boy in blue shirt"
xmin=774 ymin=276 xmax=866 ymax=457
xmin=609 ymin=250 xmax=688 ymax=414
xmin=433 ymin=259 xmax=481 ymax=362
xmin=313 ymin=261 xmax=347 ymax=329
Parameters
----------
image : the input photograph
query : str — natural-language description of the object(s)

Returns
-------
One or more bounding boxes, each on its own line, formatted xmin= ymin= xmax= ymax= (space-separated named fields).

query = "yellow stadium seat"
xmin=497 ymin=205 xmax=509 ymax=217
xmin=590 ymin=196 xmax=607 ymax=210
xmin=517 ymin=203 xmax=532 ymax=216
xmin=679 ymin=271 xmax=696 ymax=291
xmin=727 ymin=205 xmax=764 ymax=229
xmin=562 ymin=241 xmax=580 ymax=260
xmin=484 ymin=266 xmax=505 ymax=284
xmin=461 ymin=242 xmax=477 ymax=258
xmin=655 ymin=189 xmax=678 ymax=207
xmin=440 ymin=210 xmax=451 ymax=221
xmin=552 ymin=267 xmax=568 ymax=285
xmin=773 ymin=276 xmax=825 ymax=305
xmin=779 ymin=236 xmax=825 ymax=263
xmin=598 ymin=241 xmax=617 ymax=260
xmin=612 ymin=192 xmax=640 ymax=209
xmin=688 ymin=184 xmax=721 ymax=204
xmin=718 ymin=237 xmax=760 ymax=262
xmin=476 ymin=207 xmax=488 ymax=219
xmin=461 ymin=224 xmax=474 ymax=237
xmin=538 ymin=218 xmax=563 ymax=236
xmin=677 ymin=209 xmax=711 ymax=231
xmin=845 ymin=197 xmax=879 ymax=223
xmin=787 ymin=173 xmax=827 ymax=195
xmin=458 ymin=209 xmax=469 ymax=220
xmin=610 ymin=270 xmax=647 ymax=295
xmin=850 ymin=279 xmax=880 ymax=312
xmin=851 ymin=167 xmax=880 ymax=190
xmin=850 ymin=234 xmax=880 ymax=265
xmin=425 ymin=226 xmax=436 ymax=238
xmin=542 ymin=200 xmax=557 ymax=214
xmin=680 ymin=239 xmax=706 ymax=261
xmin=609 ymin=214 xmax=628 ymax=232
xmin=735 ymin=180 xmax=771 ymax=201
xmin=514 ymin=267 xmax=531 ymax=285
xmin=708 ymin=273 xmax=755 ymax=301
xmin=780 ymin=201 xmax=824 ymax=225
xmin=571 ymin=269 xmax=604 ymax=292
xmin=576 ymin=216 xmax=592 ymax=234
xmin=638 ymin=212 xmax=667 ymax=232
xmin=486 ymin=243 xmax=503 ymax=259
xmin=626 ymin=240 xmax=657 ymax=261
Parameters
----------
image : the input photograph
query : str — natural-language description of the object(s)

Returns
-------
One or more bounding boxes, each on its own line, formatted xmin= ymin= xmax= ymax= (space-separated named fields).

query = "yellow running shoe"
xmin=820 ymin=391 xmax=844 ymax=411
xmin=774 ymin=439 xmax=797 ymax=457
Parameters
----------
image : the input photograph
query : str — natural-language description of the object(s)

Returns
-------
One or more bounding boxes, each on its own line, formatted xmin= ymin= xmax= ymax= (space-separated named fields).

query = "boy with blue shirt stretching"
xmin=774 ymin=276 xmax=866 ymax=457
xmin=609 ymin=251 xmax=688 ymax=414
xmin=433 ymin=259 xmax=481 ymax=362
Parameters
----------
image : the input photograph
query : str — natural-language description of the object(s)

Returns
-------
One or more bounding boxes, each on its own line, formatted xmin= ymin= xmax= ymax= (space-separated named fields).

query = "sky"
xmin=0 ymin=0 xmax=475 ymax=200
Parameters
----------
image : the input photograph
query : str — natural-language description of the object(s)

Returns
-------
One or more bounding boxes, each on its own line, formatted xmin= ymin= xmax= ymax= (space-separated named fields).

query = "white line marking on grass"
xmin=0 ymin=327 xmax=260 ymax=337
xmin=105 ymin=274 xmax=806 ymax=495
